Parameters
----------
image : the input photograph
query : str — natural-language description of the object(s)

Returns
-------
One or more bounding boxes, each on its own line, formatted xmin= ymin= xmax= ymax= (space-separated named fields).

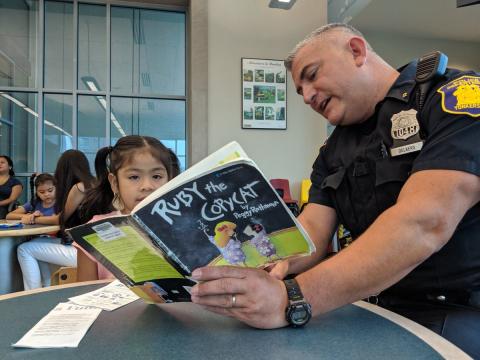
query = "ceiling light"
xmin=0 ymin=92 xmax=72 ymax=137
xmin=80 ymin=76 xmax=127 ymax=137
xmin=269 ymin=0 xmax=296 ymax=10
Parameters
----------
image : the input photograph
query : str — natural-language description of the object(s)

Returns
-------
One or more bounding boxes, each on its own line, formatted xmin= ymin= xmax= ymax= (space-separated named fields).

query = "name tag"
xmin=390 ymin=141 xmax=423 ymax=157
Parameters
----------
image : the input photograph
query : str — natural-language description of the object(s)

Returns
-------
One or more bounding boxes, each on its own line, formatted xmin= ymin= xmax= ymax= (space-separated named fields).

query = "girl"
xmin=56 ymin=149 xmax=97 ymax=235
xmin=0 ymin=155 xmax=23 ymax=219
xmin=77 ymin=135 xmax=180 ymax=281
xmin=16 ymin=150 xmax=95 ymax=290
xmin=7 ymin=173 xmax=57 ymax=225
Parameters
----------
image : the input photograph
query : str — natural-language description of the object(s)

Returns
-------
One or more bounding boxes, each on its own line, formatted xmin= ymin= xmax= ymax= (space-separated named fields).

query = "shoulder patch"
xmin=437 ymin=75 xmax=480 ymax=117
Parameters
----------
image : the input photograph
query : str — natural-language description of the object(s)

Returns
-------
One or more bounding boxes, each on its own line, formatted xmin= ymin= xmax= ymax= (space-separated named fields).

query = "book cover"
xmin=67 ymin=142 xmax=314 ymax=304
xmin=134 ymin=160 xmax=313 ymax=274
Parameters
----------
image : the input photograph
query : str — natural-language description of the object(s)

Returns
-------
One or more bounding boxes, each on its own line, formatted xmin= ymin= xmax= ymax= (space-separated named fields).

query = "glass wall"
xmin=0 ymin=0 xmax=187 ymax=203
xmin=110 ymin=97 xmax=186 ymax=168
xmin=43 ymin=93 xmax=73 ymax=172
xmin=0 ymin=92 xmax=38 ymax=173
xmin=77 ymin=95 xmax=107 ymax=169
xmin=0 ymin=0 xmax=38 ymax=88
xmin=110 ymin=7 xmax=185 ymax=96
xmin=78 ymin=4 xmax=107 ymax=91
xmin=44 ymin=1 xmax=73 ymax=90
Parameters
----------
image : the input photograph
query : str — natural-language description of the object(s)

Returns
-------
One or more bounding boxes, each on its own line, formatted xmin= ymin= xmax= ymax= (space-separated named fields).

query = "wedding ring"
xmin=231 ymin=294 xmax=237 ymax=308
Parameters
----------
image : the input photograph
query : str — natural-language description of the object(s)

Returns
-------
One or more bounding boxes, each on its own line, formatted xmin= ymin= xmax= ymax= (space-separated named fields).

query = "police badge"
xmin=437 ymin=75 xmax=480 ymax=117
xmin=390 ymin=109 xmax=424 ymax=157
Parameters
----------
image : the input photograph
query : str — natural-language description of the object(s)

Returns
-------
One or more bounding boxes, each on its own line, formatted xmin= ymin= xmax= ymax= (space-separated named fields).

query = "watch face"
xmin=291 ymin=308 xmax=307 ymax=321
xmin=287 ymin=303 xmax=312 ymax=327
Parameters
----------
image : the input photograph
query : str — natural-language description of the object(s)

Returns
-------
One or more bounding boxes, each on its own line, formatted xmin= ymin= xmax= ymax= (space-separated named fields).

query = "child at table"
xmin=16 ymin=150 xmax=95 ymax=290
xmin=76 ymin=135 xmax=180 ymax=281
xmin=7 ymin=173 xmax=57 ymax=225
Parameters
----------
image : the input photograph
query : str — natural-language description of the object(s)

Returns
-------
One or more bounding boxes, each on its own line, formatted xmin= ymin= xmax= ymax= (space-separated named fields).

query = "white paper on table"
xmin=68 ymin=280 xmax=139 ymax=311
xmin=12 ymin=302 xmax=102 ymax=348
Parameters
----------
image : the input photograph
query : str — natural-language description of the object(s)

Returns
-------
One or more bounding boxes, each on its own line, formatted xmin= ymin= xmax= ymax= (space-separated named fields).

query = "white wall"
xmin=360 ymin=31 xmax=480 ymax=71
xmin=207 ymin=0 xmax=328 ymax=199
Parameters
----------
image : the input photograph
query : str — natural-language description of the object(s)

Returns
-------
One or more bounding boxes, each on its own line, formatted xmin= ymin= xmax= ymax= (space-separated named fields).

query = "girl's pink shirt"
xmin=73 ymin=211 xmax=122 ymax=280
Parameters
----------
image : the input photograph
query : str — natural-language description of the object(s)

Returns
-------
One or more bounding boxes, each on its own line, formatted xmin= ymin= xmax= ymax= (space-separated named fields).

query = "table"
xmin=0 ymin=281 xmax=471 ymax=360
xmin=0 ymin=224 xmax=60 ymax=294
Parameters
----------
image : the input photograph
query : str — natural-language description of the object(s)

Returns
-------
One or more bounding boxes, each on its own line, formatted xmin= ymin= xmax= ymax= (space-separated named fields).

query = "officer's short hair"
xmin=284 ymin=23 xmax=373 ymax=71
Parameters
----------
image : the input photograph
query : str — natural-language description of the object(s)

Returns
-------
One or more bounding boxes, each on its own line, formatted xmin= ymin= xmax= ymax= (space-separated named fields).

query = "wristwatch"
xmin=284 ymin=278 xmax=312 ymax=327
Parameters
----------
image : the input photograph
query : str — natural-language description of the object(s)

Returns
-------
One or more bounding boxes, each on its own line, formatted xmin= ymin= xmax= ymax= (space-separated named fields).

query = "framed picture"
xmin=241 ymin=58 xmax=287 ymax=130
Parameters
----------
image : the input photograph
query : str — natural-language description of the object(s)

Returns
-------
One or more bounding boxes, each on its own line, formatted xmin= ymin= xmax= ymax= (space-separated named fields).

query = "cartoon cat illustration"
xmin=203 ymin=221 xmax=246 ymax=265
xmin=244 ymin=223 xmax=277 ymax=259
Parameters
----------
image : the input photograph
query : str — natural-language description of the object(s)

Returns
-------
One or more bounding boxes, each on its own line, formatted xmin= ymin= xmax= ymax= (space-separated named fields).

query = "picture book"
xmin=66 ymin=142 xmax=315 ymax=304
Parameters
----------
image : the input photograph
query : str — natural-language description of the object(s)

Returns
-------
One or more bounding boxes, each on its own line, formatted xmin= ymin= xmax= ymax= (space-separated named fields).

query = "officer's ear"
xmin=348 ymin=36 xmax=367 ymax=67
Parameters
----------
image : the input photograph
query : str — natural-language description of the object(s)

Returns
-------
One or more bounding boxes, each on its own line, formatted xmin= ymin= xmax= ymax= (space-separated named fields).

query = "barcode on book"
xmin=92 ymin=222 xmax=126 ymax=242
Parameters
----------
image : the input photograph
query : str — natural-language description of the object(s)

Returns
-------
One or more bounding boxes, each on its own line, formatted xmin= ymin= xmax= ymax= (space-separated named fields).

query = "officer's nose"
xmin=302 ymin=86 xmax=315 ymax=105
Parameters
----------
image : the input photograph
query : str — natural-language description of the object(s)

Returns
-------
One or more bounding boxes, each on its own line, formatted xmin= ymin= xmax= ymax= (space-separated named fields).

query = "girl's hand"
xmin=20 ymin=214 xmax=36 ymax=224
xmin=265 ymin=260 xmax=290 ymax=280
xmin=32 ymin=210 xmax=42 ymax=217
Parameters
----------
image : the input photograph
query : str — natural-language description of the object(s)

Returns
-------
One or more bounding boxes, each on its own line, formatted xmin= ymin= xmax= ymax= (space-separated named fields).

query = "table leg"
xmin=0 ymin=236 xmax=26 ymax=294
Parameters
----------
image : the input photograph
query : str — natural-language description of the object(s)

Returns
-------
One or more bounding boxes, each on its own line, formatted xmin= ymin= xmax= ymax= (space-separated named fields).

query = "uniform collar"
xmin=385 ymin=61 xmax=417 ymax=103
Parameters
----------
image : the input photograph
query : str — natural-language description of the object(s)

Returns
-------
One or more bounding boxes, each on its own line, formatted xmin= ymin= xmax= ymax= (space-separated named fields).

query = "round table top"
xmin=0 ymin=223 xmax=60 ymax=237
xmin=0 ymin=281 xmax=471 ymax=360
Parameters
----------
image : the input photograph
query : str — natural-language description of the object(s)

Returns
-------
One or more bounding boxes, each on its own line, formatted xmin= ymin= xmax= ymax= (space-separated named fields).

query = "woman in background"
xmin=0 ymin=155 xmax=23 ymax=219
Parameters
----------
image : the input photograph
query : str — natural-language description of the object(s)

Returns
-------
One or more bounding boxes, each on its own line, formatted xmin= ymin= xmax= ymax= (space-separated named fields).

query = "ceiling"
xmin=350 ymin=0 xmax=480 ymax=43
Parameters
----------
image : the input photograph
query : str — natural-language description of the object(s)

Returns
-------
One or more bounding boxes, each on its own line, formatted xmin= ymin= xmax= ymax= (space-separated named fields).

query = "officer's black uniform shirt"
xmin=309 ymin=61 xmax=480 ymax=295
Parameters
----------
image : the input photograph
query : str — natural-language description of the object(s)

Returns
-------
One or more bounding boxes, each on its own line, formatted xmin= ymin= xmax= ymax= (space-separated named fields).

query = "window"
xmin=0 ymin=0 xmax=187 ymax=203
xmin=110 ymin=97 xmax=186 ymax=168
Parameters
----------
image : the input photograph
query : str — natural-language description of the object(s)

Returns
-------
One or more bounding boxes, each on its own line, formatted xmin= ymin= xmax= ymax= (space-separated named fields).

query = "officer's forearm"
xmin=287 ymin=204 xmax=337 ymax=275
xmin=296 ymin=205 xmax=437 ymax=316
xmin=295 ymin=170 xmax=479 ymax=317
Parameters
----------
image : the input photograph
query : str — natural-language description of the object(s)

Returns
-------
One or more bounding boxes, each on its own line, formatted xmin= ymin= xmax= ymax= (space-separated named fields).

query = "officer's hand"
xmin=190 ymin=266 xmax=289 ymax=329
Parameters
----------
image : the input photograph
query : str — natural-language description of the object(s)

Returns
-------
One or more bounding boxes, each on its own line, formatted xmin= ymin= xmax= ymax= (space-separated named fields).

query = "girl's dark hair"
xmin=0 ymin=155 xmax=15 ymax=176
xmin=80 ymin=136 xmax=178 ymax=219
xmin=29 ymin=173 xmax=56 ymax=209
xmin=55 ymin=150 xmax=95 ymax=237
xmin=168 ymin=148 xmax=181 ymax=178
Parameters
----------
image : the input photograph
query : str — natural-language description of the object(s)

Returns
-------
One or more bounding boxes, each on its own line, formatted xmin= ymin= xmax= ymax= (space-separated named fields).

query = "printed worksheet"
xmin=68 ymin=280 xmax=139 ymax=311
xmin=12 ymin=303 xmax=101 ymax=348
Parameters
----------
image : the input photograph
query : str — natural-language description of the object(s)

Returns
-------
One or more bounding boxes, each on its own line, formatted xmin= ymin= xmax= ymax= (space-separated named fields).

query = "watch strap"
xmin=284 ymin=278 xmax=304 ymax=303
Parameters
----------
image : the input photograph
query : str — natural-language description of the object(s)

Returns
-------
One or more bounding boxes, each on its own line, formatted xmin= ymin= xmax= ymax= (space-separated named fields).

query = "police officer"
xmin=190 ymin=23 xmax=480 ymax=358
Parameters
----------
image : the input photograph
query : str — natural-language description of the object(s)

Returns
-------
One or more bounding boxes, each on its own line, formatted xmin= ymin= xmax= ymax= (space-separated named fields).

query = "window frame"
xmin=0 ymin=0 xmax=188 ymax=185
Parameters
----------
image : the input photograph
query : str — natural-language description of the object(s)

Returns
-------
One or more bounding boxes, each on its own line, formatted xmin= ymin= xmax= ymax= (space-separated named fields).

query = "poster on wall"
xmin=241 ymin=58 xmax=287 ymax=130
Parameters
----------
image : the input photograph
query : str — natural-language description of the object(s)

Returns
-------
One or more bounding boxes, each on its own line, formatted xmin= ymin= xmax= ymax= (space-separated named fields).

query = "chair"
xmin=299 ymin=179 xmax=312 ymax=213
xmin=270 ymin=178 xmax=299 ymax=216
xmin=51 ymin=266 xmax=77 ymax=286
xmin=336 ymin=224 xmax=353 ymax=250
